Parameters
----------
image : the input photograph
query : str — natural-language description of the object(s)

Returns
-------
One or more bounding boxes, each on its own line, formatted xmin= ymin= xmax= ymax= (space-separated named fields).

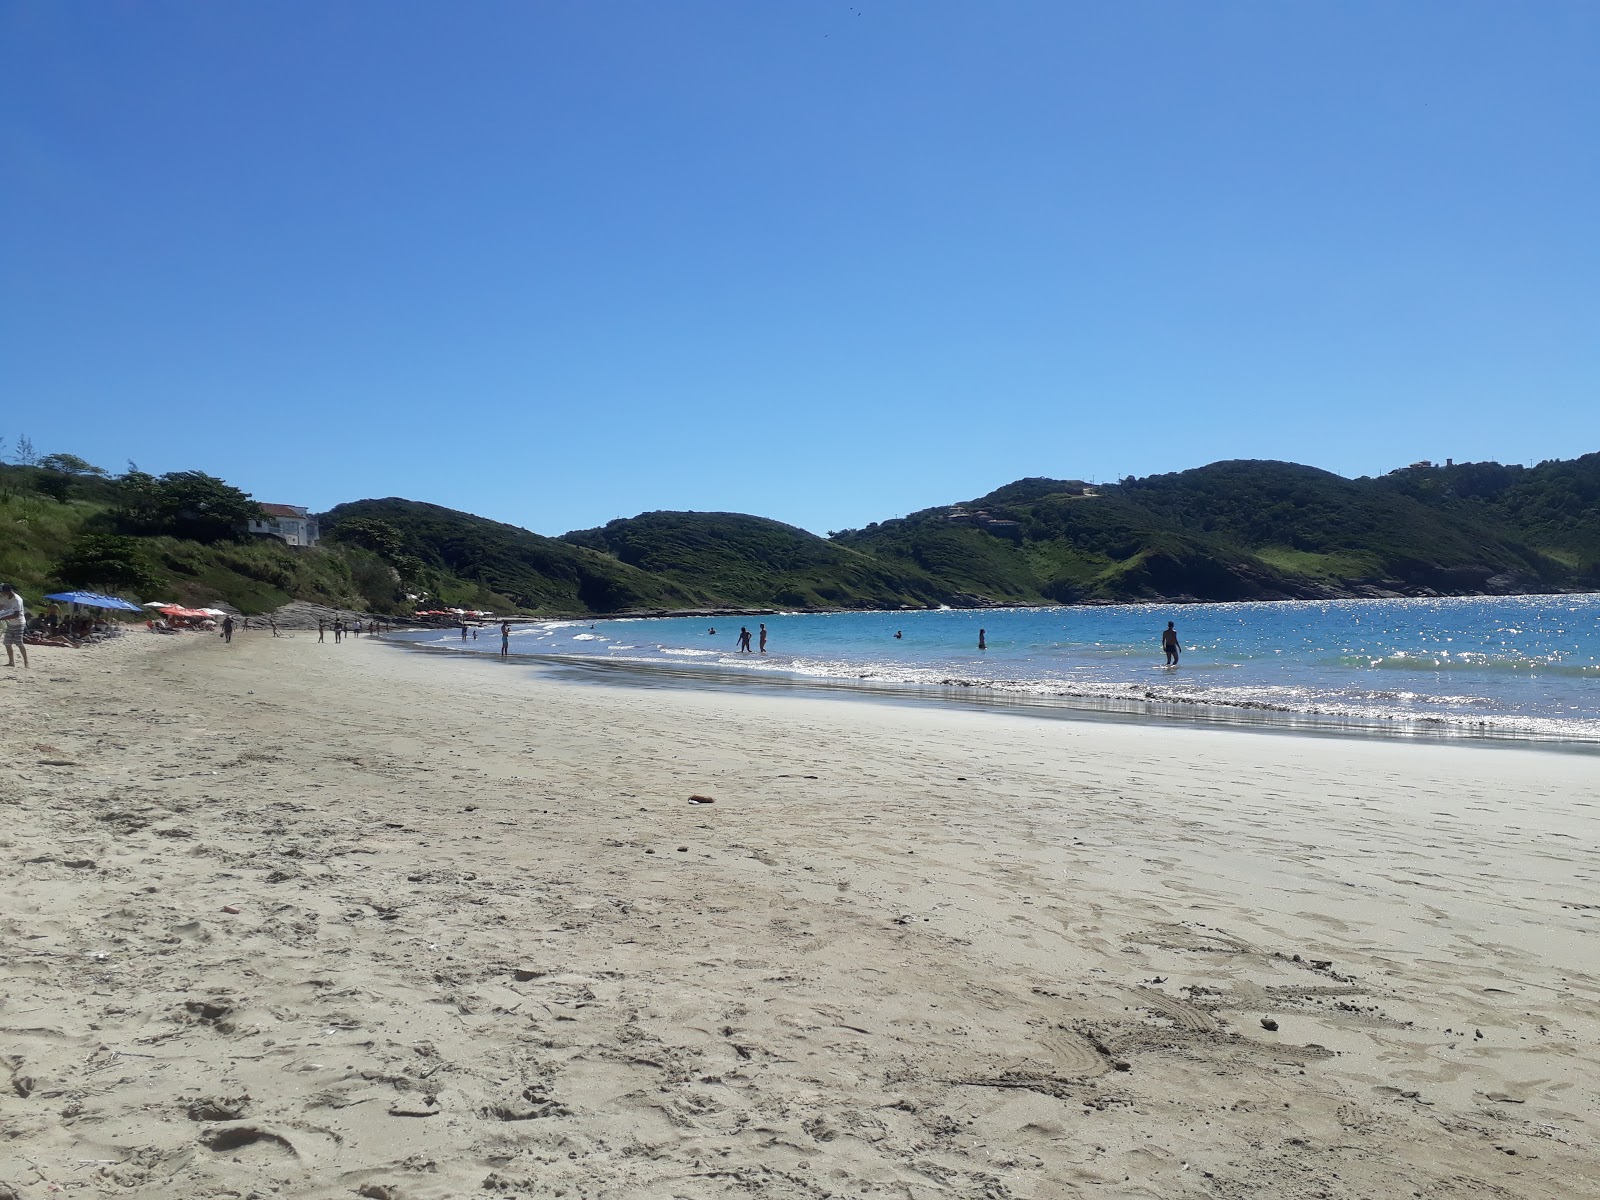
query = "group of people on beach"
xmin=698 ymin=617 xmax=1184 ymax=665
xmin=0 ymin=586 xmax=403 ymax=663
xmin=316 ymin=618 xmax=379 ymax=643
xmin=451 ymin=619 xmax=515 ymax=658
xmin=1 ymin=585 xmax=149 ymax=665
xmin=707 ymin=624 xmax=769 ymax=653
xmin=975 ymin=621 xmax=1182 ymax=663
xmin=23 ymin=602 xmax=96 ymax=642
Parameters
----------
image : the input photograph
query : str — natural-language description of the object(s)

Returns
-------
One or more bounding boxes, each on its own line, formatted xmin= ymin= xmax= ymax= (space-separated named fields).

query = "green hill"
xmin=1371 ymin=454 xmax=1600 ymax=583
xmin=562 ymin=511 xmax=943 ymax=609
xmin=0 ymin=463 xmax=393 ymax=614
xmin=1116 ymin=460 xmax=1559 ymax=594
xmin=321 ymin=498 xmax=698 ymax=613
xmin=4 ymin=450 xmax=1595 ymax=619
xmin=833 ymin=482 xmax=1311 ymax=604
xmin=833 ymin=459 xmax=1582 ymax=604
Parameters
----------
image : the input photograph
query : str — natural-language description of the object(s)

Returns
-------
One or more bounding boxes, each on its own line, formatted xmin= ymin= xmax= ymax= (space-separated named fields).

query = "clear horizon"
xmin=4 ymin=2 xmax=1596 ymax=536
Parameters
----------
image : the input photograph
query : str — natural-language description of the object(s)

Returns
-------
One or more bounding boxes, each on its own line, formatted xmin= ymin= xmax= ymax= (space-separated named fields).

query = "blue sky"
xmin=3 ymin=1 xmax=1595 ymax=535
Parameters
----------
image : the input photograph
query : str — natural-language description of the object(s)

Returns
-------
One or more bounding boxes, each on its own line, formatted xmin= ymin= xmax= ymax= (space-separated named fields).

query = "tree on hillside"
xmin=324 ymin=516 xmax=433 ymax=589
xmin=33 ymin=472 xmax=73 ymax=503
xmin=326 ymin=516 xmax=406 ymax=559
xmin=114 ymin=470 xmax=263 ymax=543
xmin=38 ymin=453 xmax=108 ymax=477
xmin=13 ymin=434 xmax=38 ymax=466
xmin=56 ymin=533 xmax=161 ymax=595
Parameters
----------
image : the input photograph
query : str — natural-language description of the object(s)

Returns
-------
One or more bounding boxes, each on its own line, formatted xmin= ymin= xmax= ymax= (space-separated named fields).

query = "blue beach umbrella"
xmin=43 ymin=590 xmax=145 ymax=612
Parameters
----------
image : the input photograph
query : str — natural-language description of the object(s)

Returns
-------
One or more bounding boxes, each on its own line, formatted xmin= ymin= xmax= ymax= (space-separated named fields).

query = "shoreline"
xmin=483 ymin=584 xmax=1600 ymax=624
xmin=5 ymin=630 xmax=1598 ymax=1198
xmin=386 ymin=634 xmax=1600 ymax=753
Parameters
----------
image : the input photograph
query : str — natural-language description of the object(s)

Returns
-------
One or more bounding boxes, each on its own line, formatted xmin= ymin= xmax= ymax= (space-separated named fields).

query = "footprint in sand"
xmin=198 ymin=1124 xmax=298 ymax=1156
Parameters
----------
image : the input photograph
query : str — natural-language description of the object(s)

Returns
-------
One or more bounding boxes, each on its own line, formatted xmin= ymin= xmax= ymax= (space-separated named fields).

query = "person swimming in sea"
xmin=1161 ymin=621 xmax=1180 ymax=666
xmin=894 ymin=630 xmax=902 ymax=639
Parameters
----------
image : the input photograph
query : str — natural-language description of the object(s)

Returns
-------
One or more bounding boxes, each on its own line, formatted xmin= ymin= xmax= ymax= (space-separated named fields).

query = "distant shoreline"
xmin=486 ymin=584 xmax=1600 ymax=624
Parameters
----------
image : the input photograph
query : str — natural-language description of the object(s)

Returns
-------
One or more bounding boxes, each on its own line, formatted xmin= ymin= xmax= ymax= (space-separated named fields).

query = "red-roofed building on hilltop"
xmin=248 ymin=503 xmax=321 ymax=547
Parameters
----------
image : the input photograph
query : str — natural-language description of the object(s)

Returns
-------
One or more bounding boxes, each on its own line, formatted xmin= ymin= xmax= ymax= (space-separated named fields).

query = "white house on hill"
xmin=249 ymin=503 xmax=321 ymax=547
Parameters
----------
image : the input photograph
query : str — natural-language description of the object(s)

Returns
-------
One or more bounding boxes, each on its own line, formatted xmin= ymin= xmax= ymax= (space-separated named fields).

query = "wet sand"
xmin=3 ymin=629 xmax=1597 ymax=1199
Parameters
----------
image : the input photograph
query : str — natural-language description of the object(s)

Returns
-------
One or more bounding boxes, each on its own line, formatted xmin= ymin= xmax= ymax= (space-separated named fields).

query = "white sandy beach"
xmin=2 ymin=629 xmax=1597 ymax=1200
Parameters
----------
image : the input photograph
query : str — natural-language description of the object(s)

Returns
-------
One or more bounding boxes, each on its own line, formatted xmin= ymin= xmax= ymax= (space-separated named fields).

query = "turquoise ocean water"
xmin=392 ymin=595 xmax=1600 ymax=743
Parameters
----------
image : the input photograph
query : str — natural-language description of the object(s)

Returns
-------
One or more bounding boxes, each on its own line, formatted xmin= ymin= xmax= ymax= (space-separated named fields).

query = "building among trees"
xmin=248 ymin=503 xmax=321 ymax=547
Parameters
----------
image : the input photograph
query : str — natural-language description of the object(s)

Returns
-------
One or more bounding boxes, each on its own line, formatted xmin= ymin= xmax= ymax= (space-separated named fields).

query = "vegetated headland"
xmin=3 ymin=450 xmax=1598 ymax=617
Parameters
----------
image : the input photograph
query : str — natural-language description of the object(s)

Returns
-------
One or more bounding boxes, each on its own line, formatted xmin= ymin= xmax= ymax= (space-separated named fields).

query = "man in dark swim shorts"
xmin=1161 ymin=621 xmax=1180 ymax=665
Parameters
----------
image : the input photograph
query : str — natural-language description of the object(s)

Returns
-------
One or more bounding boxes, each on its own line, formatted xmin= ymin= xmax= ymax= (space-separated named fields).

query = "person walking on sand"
xmin=500 ymin=620 xmax=512 ymax=658
xmin=221 ymin=615 xmax=234 ymax=644
xmin=333 ymin=620 xmax=343 ymax=644
xmin=269 ymin=616 xmax=280 ymax=637
xmin=1161 ymin=621 xmax=1181 ymax=666
xmin=1 ymin=584 xmax=29 ymax=669
xmin=759 ymin=623 xmax=768 ymax=654
xmin=978 ymin=628 xmax=986 ymax=651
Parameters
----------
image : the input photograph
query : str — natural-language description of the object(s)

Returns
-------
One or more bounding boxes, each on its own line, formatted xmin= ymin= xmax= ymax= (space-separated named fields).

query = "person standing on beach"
xmin=1 ymin=584 xmax=29 ymax=668
xmin=500 ymin=620 xmax=512 ymax=658
xmin=978 ymin=628 xmax=986 ymax=651
xmin=1161 ymin=621 xmax=1180 ymax=666
xmin=759 ymin=623 xmax=768 ymax=654
xmin=333 ymin=620 xmax=343 ymax=643
xmin=318 ymin=619 xmax=326 ymax=643
xmin=221 ymin=615 xmax=234 ymax=644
